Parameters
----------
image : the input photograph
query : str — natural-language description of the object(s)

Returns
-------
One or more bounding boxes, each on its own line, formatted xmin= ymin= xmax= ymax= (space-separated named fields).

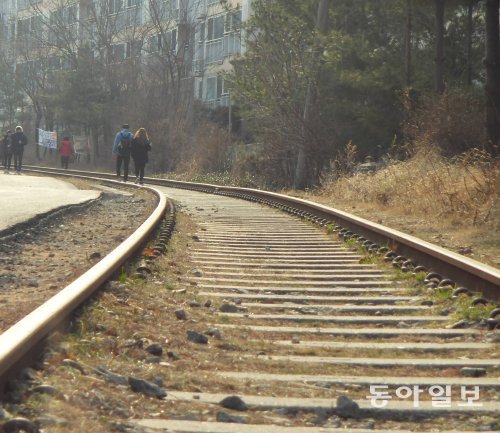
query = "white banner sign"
xmin=37 ymin=128 xmax=57 ymax=149
xmin=73 ymin=135 xmax=90 ymax=154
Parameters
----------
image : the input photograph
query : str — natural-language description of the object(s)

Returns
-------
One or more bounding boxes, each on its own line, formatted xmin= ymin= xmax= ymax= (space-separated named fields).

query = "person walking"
xmin=131 ymin=127 xmax=152 ymax=185
xmin=2 ymin=130 xmax=12 ymax=173
xmin=112 ymin=124 xmax=134 ymax=182
xmin=58 ymin=136 xmax=74 ymax=169
xmin=11 ymin=126 xmax=27 ymax=174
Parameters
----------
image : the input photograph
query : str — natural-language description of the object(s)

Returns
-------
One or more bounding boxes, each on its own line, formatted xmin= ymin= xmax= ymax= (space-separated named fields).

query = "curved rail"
xmin=25 ymin=166 xmax=500 ymax=298
xmin=0 ymin=175 xmax=168 ymax=391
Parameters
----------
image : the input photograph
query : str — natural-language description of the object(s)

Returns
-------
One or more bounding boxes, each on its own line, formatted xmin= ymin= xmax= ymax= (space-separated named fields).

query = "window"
xmin=198 ymin=22 xmax=204 ymax=43
xmin=126 ymin=40 xmax=141 ymax=57
xmin=52 ymin=6 xmax=77 ymax=26
xmin=17 ymin=0 xmax=41 ymax=11
xmin=224 ymin=9 xmax=241 ymax=34
xmin=67 ymin=5 xmax=78 ymax=24
xmin=125 ymin=7 xmax=141 ymax=26
xmin=148 ymin=0 xmax=164 ymax=18
xmin=61 ymin=57 xmax=71 ymax=69
xmin=206 ymin=76 xmax=216 ymax=100
xmin=207 ymin=15 xmax=223 ymax=41
xmin=167 ymin=0 xmax=179 ymax=16
xmin=109 ymin=0 xmax=123 ymax=15
xmin=197 ymin=79 xmax=203 ymax=99
xmin=147 ymin=34 xmax=160 ymax=52
xmin=48 ymin=6 xmax=78 ymax=42
xmin=48 ymin=56 xmax=61 ymax=70
xmin=147 ymin=28 xmax=176 ymax=54
xmin=206 ymin=75 xmax=223 ymax=100
xmin=15 ymin=62 xmax=26 ymax=80
xmin=109 ymin=43 xmax=125 ymax=62
xmin=16 ymin=16 xmax=42 ymax=38
xmin=160 ymin=27 xmax=176 ymax=53
xmin=148 ymin=0 xmax=178 ymax=20
xmin=17 ymin=18 xmax=30 ymax=37
xmin=50 ymin=9 xmax=62 ymax=25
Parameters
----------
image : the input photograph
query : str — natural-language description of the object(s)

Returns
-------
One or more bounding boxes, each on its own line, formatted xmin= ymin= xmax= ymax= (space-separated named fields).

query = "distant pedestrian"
xmin=112 ymin=124 xmax=134 ymax=182
xmin=3 ymin=130 xmax=12 ymax=173
xmin=131 ymin=128 xmax=152 ymax=185
xmin=58 ymin=136 xmax=74 ymax=169
xmin=11 ymin=126 xmax=28 ymax=174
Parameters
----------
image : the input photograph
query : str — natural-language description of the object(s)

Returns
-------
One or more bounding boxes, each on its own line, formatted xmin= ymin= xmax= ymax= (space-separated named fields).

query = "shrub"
xmin=405 ymin=88 xmax=486 ymax=157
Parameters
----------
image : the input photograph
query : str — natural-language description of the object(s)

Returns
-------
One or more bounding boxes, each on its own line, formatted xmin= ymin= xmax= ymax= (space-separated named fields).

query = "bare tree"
xmin=0 ymin=53 xmax=24 ymax=127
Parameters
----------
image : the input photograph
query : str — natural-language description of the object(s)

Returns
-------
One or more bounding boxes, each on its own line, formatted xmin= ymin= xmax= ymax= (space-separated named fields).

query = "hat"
xmin=122 ymin=124 xmax=129 ymax=129
xmin=15 ymin=126 xmax=23 ymax=132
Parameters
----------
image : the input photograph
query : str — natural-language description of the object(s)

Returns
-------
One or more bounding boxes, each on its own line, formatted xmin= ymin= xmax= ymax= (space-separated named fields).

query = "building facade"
xmin=0 ymin=0 xmax=251 ymax=114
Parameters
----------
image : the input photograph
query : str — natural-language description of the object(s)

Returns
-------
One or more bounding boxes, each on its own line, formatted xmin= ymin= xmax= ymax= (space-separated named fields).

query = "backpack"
xmin=118 ymin=133 xmax=131 ymax=155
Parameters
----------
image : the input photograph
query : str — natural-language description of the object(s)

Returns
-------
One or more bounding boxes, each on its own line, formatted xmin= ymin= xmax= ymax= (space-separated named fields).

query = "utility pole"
xmin=228 ymin=90 xmax=232 ymax=134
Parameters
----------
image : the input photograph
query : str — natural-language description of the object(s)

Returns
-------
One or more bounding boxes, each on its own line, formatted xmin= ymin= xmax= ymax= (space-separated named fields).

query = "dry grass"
xmin=322 ymin=149 xmax=498 ymax=225
xmin=292 ymin=149 xmax=499 ymax=268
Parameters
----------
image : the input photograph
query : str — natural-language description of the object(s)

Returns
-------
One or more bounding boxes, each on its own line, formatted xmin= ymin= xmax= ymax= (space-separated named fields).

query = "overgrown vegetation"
xmin=320 ymin=147 xmax=498 ymax=226
xmin=429 ymin=289 xmax=497 ymax=322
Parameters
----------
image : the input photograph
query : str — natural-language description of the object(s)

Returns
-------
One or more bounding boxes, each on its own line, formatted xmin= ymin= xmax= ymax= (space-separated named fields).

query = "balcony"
xmin=223 ymin=33 xmax=240 ymax=57
xmin=205 ymin=34 xmax=241 ymax=66
xmin=203 ymin=94 xmax=229 ymax=109
xmin=205 ymin=38 xmax=223 ymax=65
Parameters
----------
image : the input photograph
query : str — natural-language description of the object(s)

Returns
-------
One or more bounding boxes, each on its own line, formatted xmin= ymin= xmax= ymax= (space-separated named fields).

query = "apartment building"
xmin=0 ymin=0 xmax=16 ymax=58
xmin=0 ymin=0 xmax=251 ymax=112
xmin=194 ymin=0 xmax=251 ymax=109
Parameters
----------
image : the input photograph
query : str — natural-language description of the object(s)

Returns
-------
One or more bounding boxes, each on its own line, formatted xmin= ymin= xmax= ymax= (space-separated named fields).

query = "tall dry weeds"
xmin=320 ymin=148 xmax=498 ymax=227
xmin=176 ymin=122 xmax=232 ymax=175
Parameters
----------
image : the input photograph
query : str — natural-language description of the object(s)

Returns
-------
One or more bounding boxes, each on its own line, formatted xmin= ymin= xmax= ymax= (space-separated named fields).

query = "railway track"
xmin=0 ymin=167 xmax=498 ymax=432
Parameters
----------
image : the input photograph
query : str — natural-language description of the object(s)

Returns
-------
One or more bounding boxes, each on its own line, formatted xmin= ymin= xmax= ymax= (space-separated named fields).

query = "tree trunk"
xmin=92 ymin=125 xmax=99 ymax=165
xmin=294 ymin=84 xmax=314 ymax=189
xmin=405 ymin=0 xmax=413 ymax=87
xmin=435 ymin=0 xmax=445 ymax=94
xmin=466 ymin=0 xmax=474 ymax=86
xmin=294 ymin=0 xmax=329 ymax=189
xmin=485 ymin=0 xmax=500 ymax=155
xmin=35 ymin=108 xmax=42 ymax=160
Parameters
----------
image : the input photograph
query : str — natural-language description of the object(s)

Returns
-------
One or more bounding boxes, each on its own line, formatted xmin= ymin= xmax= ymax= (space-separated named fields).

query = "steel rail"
xmin=0 ymin=175 xmax=167 ymax=393
xmin=25 ymin=166 xmax=500 ymax=298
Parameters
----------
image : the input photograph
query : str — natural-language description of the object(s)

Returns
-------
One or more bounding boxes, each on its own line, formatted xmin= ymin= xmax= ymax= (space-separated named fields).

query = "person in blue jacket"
xmin=112 ymin=124 xmax=134 ymax=182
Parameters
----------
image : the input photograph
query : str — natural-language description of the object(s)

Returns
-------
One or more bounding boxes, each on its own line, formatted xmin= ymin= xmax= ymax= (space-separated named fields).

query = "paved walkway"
xmin=0 ymin=172 xmax=100 ymax=234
